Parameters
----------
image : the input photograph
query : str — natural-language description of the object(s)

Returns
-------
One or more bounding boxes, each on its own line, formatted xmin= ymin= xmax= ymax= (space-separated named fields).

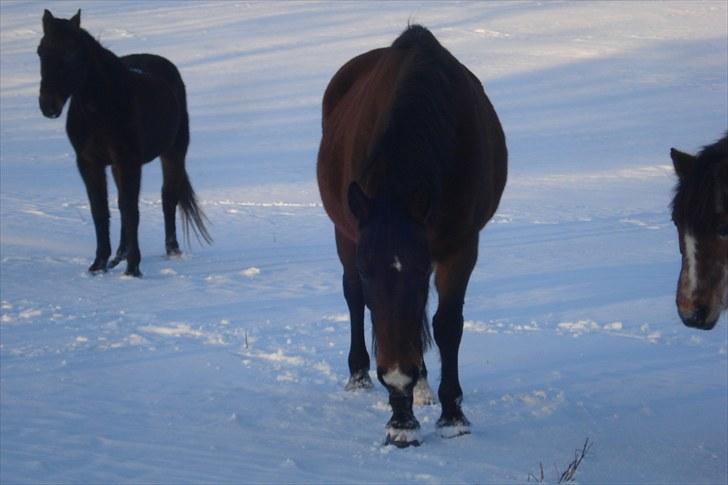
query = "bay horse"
xmin=671 ymin=134 xmax=728 ymax=330
xmin=317 ymin=25 xmax=507 ymax=447
xmin=37 ymin=10 xmax=210 ymax=277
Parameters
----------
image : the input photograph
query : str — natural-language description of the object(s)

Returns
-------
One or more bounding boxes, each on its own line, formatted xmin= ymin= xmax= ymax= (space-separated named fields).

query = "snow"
xmin=1 ymin=1 xmax=727 ymax=483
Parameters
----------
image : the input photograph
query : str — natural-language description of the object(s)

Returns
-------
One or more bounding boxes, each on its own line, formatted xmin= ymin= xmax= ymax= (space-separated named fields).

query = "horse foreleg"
xmin=380 ymin=368 xmax=421 ymax=447
xmin=77 ymin=158 xmax=110 ymax=273
xmin=433 ymin=235 xmax=478 ymax=437
xmin=336 ymin=229 xmax=372 ymax=390
xmin=108 ymin=164 xmax=127 ymax=268
xmin=115 ymin=162 xmax=142 ymax=277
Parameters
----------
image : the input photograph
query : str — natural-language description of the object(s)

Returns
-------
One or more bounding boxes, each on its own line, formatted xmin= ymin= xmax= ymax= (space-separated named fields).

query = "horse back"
xmin=317 ymin=34 xmax=507 ymax=256
xmin=121 ymin=54 xmax=187 ymax=162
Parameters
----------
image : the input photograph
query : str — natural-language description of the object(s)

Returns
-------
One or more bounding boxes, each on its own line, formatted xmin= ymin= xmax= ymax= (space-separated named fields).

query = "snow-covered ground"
xmin=1 ymin=1 xmax=726 ymax=483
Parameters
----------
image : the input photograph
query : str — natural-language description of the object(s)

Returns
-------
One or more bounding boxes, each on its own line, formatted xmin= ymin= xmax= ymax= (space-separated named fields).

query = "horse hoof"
xmin=413 ymin=377 xmax=436 ymax=406
xmin=88 ymin=260 xmax=108 ymax=273
xmin=345 ymin=371 xmax=373 ymax=391
xmin=166 ymin=247 xmax=182 ymax=258
xmin=124 ymin=268 xmax=143 ymax=278
xmin=436 ymin=416 xmax=471 ymax=439
xmin=108 ymin=257 xmax=124 ymax=269
xmin=384 ymin=427 xmax=422 ymax=448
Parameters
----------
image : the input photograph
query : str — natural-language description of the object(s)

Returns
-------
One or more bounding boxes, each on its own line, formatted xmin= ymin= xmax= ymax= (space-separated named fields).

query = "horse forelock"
xmin=672 ymin=136 xmax=727 ymax=235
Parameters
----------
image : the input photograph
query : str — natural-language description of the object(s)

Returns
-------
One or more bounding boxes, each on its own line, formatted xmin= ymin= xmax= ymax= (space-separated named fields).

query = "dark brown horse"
xmin=671 ymin=134 xmax=727 ymax=330
xmin=317 ymin=25 xmax=507 ymax=447
xmin=37 ymin=10 xmax=210 ymax=277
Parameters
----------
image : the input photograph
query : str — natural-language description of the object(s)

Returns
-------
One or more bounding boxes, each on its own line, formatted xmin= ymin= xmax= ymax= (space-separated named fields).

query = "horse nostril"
xmin=694 ymin=305 xmax=708 ymax=323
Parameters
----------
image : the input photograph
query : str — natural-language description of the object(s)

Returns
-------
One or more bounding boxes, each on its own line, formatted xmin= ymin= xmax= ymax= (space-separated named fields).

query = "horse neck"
xmin=75 ymin=33 xmax=129 ymax=107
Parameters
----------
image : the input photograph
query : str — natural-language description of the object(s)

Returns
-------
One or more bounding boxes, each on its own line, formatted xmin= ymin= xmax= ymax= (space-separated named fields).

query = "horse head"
xmin=37 ymin=9 xmax=88 ymax=119
xmin=670 ymin=137 xmax=728 ymax=330
xmin=348 ymin=182 xmax=432 ymax=390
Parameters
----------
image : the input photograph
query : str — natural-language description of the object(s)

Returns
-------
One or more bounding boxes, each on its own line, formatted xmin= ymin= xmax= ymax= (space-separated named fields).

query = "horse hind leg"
xmin=413 ymin=360 xmax=436 ymax=406
xmin=160 ymin=151 xmax=185 ymax=257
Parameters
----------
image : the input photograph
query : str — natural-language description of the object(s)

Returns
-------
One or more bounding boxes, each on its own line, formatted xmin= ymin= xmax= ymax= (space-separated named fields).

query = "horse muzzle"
xmin=39 ymin=93 xmax=64 ymax=119
xmin=678 ymin=305 xmax=718 ymax=331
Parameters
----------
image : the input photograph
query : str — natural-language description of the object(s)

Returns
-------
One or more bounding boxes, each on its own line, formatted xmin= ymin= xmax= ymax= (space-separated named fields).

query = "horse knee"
xmin=433 ymin=307 xmax=464 ymax=347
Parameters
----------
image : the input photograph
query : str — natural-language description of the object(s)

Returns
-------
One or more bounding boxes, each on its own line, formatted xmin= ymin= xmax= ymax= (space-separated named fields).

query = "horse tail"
xmin=177 ymin=169 xmax=212 ymax=246
xmin=172 ymin=71 xmax=211 ymax=246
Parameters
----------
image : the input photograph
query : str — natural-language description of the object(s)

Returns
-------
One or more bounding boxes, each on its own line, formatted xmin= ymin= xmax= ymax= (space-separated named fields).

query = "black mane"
xmin=672 ymin=133 xmax=728 ymax=234
xmin=363 ymin=25 xmax=460 ymax=213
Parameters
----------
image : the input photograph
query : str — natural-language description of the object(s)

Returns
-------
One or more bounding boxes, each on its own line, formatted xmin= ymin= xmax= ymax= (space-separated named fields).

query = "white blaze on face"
xmin=392 ymin=255 xmax=403 ymax=273
xmin=382 ymin=367 xmax=412 ymax=392
xmin=683 ymin=232 xmax=699 ymax=296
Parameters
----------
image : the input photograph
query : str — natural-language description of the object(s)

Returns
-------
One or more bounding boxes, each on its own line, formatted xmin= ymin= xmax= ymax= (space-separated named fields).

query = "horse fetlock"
xmin=345 ymin=370 xmax=373 ymax=391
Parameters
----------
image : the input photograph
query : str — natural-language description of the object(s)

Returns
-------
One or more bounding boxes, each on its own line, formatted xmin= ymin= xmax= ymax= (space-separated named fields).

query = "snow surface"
xmin=1 ymin=1 xmax=727 ymax=483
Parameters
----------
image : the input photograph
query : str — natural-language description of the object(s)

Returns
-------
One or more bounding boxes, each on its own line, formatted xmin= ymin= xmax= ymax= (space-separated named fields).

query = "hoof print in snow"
xmin=345 ymin=371 xmax=373 ymax=391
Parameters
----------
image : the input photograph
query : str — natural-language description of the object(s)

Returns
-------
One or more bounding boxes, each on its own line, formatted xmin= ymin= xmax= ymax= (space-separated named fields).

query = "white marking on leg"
xmin=413 ymin=377 xmax=436 ymax=406
xmin=684 ymin=232 xmax=698 ymax=296
xmin=382 ymin=367 xmax=411 ymax=392
xmin=392 ymin=255 xmax=402 ymax=272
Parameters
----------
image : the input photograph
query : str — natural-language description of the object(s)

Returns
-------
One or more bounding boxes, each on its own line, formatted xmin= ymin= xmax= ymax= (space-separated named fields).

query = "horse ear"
xmin=348 ymin=182 xmax=372 ymax=224
xmin=70 ymin=9 xmax=81 ymax=29
xmin=671 ymin=148 xmax=695 ymax=179
xmin=42 ymin=9 xmax=53 ymax=33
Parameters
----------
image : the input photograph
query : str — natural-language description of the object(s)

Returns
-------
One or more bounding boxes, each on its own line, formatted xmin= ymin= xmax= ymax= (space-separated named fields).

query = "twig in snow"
xmin=528 ymin=462 xmax=545 ymax=482
xmin=558 ymin=438 xmax=592 ymax=483
xmin=528 ymin=437 xmax=592 ymax=483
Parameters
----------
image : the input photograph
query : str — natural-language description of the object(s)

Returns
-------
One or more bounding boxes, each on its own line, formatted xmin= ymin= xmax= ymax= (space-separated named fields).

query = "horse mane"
xmin=71 ymin=24 xmax=129 ymax=96
xmin=362 ymin=25 xmax=459 ymax=214
xmin=672 ymin=133 xmax=728 ymax=234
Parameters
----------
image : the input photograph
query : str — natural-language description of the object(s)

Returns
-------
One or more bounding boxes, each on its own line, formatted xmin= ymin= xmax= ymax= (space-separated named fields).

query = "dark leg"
xmin=115 ymin=162 xmax=143 ymax=277
xmin=335 ymin=229 xmax=372 ymax=390
xmin=108 ymin=164 xmax=127 ymax=268
xmin=433 ymin=235 xmax=478 ymax=437
xmin=379 ymin=367 xmax=421 ymax=447
xmin=77 ymin=158 xmax=110 ymax=273
xmin=160 ymin=154 xmax=182 ymax=256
